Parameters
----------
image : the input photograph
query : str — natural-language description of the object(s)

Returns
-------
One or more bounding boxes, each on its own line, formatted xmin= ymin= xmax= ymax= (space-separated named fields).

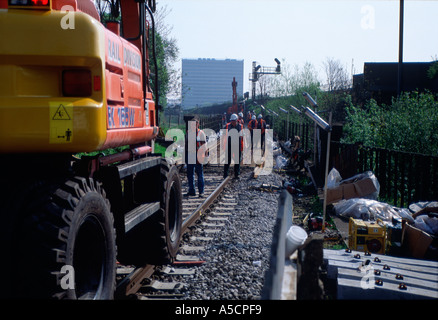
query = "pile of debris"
xmin=325 ymin=168 xmax=438 ymax=261
xmin=265 ymin=139 xmax=438 ymax=300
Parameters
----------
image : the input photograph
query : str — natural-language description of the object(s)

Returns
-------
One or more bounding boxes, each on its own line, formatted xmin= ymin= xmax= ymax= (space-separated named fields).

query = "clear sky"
xmin=157 ymin=0 xmax=438 ymax=94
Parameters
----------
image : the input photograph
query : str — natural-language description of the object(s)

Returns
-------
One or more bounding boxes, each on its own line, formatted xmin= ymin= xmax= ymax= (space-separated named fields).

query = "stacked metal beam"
xmin=324 ymin=249 xmax=438 ymax=299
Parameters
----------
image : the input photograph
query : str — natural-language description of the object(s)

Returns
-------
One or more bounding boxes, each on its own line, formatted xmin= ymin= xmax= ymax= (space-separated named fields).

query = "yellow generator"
xmin=348 ymin=218 xmax=386 ymax=254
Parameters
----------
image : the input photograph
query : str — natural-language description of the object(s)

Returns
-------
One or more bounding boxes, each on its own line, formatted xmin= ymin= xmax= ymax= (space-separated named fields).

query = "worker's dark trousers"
xmin=261 ymin=132 xmax=265 ymax=153
xmin=223 ymin=145 xmax=241 ymax=178
xmin=187 ymin=163 xmax=204 ymax=194
xmin=253 ymin=132 xmax=265 ymax=154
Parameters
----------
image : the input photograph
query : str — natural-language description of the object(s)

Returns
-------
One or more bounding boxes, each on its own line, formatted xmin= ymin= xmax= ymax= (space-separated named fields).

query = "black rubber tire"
xmin=143 ymin=161 xmax=183 ymax=265
xmin=117 ymin=161 xmax=183 ymax=266
xmin=160 ymin=162 xmax=183 ymax=261
xmin=9 ymin=177 xmax=117 ymax=299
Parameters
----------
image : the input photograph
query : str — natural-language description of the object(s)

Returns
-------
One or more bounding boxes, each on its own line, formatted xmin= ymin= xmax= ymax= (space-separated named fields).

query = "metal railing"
xmin=330 ymin=142 xmax=438 ymax=207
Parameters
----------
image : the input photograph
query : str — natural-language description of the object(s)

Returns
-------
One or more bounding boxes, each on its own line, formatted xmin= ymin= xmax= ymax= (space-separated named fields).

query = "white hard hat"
xmin=238 ymin=112 xmax=243 ymax=117
xmin=230 ymin=113 xmax=238 ymax=121
xmin=252 ymin=115 xmax=256 ymax=120
xmin=258 ymin=114 xmax=263 ymax=119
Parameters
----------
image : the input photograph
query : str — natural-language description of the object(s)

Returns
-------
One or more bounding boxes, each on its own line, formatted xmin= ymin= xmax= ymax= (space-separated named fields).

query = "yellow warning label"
xmin=49 ymin=102 xmax=73 ymax=144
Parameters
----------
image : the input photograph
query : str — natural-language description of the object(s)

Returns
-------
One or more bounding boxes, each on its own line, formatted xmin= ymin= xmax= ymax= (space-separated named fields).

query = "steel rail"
xmin=116 ymin=264 xmax=155 ymax=297
xmin=181 ymin=176 xmax=231 ymax=234
xmin=116 ymin=174 xmax=231 ymax=298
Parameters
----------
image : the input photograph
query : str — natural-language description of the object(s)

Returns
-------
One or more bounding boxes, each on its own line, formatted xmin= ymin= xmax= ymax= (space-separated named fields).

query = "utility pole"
xmin=398 ymin=0 xmax=404 ymax=96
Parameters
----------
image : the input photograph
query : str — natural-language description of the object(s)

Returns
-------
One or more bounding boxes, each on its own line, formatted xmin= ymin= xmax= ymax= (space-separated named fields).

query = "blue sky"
xmin=157 ymin=0 xmax=438 ymax=93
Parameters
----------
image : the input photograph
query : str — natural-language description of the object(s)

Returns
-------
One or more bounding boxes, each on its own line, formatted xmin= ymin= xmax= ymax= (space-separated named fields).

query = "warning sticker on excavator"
xmin=49 ymin=102 xmax=73 ymax=144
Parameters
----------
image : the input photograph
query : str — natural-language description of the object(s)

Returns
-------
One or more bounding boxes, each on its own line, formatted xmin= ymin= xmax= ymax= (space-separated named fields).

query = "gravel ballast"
xmin=181 ymin=166 xmax=285 ymax=300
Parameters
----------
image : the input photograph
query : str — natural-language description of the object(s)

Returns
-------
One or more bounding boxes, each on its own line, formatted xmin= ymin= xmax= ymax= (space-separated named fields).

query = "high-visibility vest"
xmin=196 ymin=128 xmax=207 ymax=163
xmin=196 ymin=128 xmax=205 ymax=149
xmin=257 ymin=119 xmax=267 ymax=134
xmin=248 ymin=119 xmax=258 ymax=131
xmin=186 ymin=128 xmax=206 ymax=164
xmin=224 ymin=122 xmax=243 ymax=152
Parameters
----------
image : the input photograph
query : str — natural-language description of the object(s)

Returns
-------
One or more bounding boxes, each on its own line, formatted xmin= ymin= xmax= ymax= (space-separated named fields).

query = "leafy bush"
xmin=342 ymin=91 xmax=438 ymax=156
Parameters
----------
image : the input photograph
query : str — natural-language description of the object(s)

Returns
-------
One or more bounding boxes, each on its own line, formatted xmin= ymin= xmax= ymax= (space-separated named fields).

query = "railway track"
xmin=115 ymin=165 xmax=235 ymax=299
xmin=113 ymin=128 xmax=269 ymax=299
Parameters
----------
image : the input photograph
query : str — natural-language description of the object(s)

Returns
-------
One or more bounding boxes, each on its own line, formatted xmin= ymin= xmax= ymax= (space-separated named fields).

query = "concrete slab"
xmin=176 ymin=254 xmax=200 ymax=261
xmin=325 ymin=249 xmax=438 ymax=299
xmin=327 ymin=259 xmax=438 ymax=282
xmin=190 ymin=236 xmax=214 ymax=242
xmin=337 ymin=276 xmax=438 ymax=300
xmin=144 ymin=280 xmax=184 ymax=291
xmin=281 ymin=260 xmax=297 ymax=300
xmin=160 ymin=266 xmax=196 ymax=276
xmin=337 ymin=267 xmax=438 ymax=291
xmin=324 ymin=249 xmax=438 ymax=268
xmin=181 ymin=245 xmax=205 ymax=252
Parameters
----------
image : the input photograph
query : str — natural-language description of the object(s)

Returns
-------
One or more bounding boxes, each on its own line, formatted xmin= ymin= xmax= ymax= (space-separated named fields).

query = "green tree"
xmin=149 ymin=31 xmax=169 ymax=107
xmin=342 ymin=91 xmax=438 ymax=156
xmin=149 ymin=3 xmax=180 ymax=108
xmin=427 ymin=60 xmax=438 ymax=79
xmin=319 ymin=57 xmax=353 ymax=123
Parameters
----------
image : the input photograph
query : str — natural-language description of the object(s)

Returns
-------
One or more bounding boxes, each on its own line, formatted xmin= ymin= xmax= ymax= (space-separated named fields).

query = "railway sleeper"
xmin=141 ymin=280 xmax=185 ymax=292
xmin=158 ymin=266 xmax=196 ymax=276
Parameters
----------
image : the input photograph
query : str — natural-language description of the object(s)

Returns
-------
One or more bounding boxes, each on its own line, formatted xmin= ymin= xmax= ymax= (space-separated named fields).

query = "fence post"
xmin=433 ymin=157 xmax=438 ymax=200
xmin=379 ymin=149 xmax=387 ymax=200
xmin=407 ymin=154 xmax=414 ymax=204
xmin=423 ymin=155 xmax=431 ymax=201
xmin=400 ymin=152 xmax=406 ymax=207
xmin=393 ymin=151 xmax=399 ymax=206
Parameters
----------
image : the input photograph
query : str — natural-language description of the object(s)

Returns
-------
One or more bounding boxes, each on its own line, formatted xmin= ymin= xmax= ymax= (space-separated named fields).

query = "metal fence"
xmin=276 ymin=120 xmax=438 ymax=207
xmin=330 ymin=142 xmax=438 ymax=207
xmin=199 ymin=114 xmax=223 ymax=132
xmin=275 ymin=119 xmax=315 ymax=152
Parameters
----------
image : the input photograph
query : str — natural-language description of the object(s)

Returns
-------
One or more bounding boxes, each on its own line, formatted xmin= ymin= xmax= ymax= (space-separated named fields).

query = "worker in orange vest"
xmin=222 ymin=112 xmax=227 ymax=128
xmin=223 ymin=113 xmax=243 ymax=179
xmin=238 ymin=112 xmax=244 ymax=126
xmin=257 ymin=114 xmax=267 ymax=152
xmin=247 ymin=115 xmax=258 ymax=152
